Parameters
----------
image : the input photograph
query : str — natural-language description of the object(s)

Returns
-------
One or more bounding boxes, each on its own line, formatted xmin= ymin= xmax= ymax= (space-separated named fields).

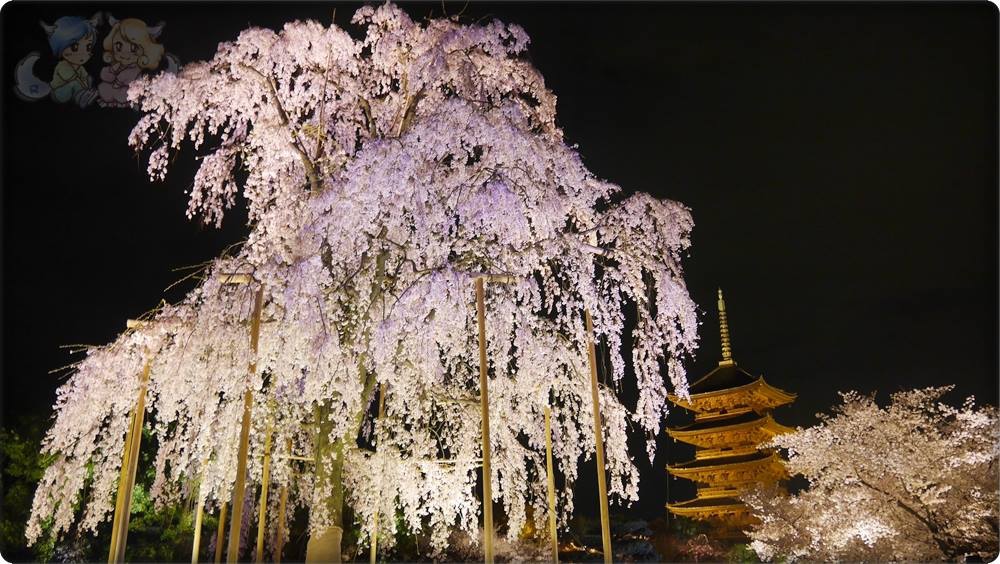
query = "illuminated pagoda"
xmin=665 ymin=289 xmax=796 ymax=528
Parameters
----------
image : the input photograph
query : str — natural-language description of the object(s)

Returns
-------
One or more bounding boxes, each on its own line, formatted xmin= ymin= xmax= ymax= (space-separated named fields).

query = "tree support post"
xmin=369 ymin=382 xmax=387 ymax=564
xmin=544 ymin=406 xmax=559 ymax=563
xmin=107 ymin=407 xmax=135 ymax=564
xmin=274 ymin=439 xmax=291 ymax=564
xmin=585 ymin=309 xmax=612 ymax=564
xmin=191 ymin=497 xmax=205 ymax=564
xmin=255 ymin=423 xmax=274 ymax=563
xmin=108 ymin=354 xmax=153 ymax=564
xmin=475 ymin=276 xmax=495 ymax=564
xmin=214 ymin=503 xmax=228 ymax=564
xmin=228 ymin=286 xmax=265 ymax=563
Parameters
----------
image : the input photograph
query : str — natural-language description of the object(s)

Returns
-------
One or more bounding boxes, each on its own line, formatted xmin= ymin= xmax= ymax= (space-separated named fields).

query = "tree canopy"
xmin=28 ymin=4 xmax=698 ymax=558
xmin=745 ymin=386 xmax=999 ymax=562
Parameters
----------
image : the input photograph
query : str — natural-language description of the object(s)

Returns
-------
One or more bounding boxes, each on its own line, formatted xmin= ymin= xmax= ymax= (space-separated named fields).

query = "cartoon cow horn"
xmin=107 ymin=13 xmax=118 ymax=27
xmin=39 ymin=20 xmax=56 ymax=35
xmin=87 ymin=12 xmax=102 ymax=27
xmin=147 ymin=21 xmax=165 ymax=38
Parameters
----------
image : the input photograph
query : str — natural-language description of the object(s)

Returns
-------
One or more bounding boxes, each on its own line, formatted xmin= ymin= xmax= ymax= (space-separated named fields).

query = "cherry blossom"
xmin=744 ymin=386 xmax=999 ymax=562
xmin=28 ymin=5 xmax=698 ymax=559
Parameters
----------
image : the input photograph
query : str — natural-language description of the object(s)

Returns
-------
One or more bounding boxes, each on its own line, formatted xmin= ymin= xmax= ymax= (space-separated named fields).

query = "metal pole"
xmin=274 ymin=439 xmax=290 ymax=564
xmin=192 ymin=498 xmax=205 ymax=564
xmin=228 ymin=288 xmax=265 ymax=563
xmin=475 ymin=277 xmax=495 ymax=564
xmin=214 ymin=503 xmax=228 ymax=564
xmin=108 ymin=408 xmax=136 ymax=564
xmin=585 ymin=309 xmax=612 ymax=564
xmin=255 ymin=425 xmax=273 ymax=564
xmin=114 ymin=356 xmax=153 ymax=563
xmin=370 ymin=382 xmax=387 ymax=564
xmin=544 ymin=407 xmax=559 ymax=563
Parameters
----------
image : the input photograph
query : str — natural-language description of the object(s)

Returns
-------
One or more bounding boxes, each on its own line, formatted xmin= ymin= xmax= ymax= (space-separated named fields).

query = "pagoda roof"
xmin=667 ymin=450 xmax=788 ymax=487
xmin=666 ymin=497 xmax=757 ymax=527
xmin=669 ymin=450 xmax=772 ymax=470
xmin=670 ymin=410 xmax=760 ymax=432
xmin=688 ymin=363 xmax=759 ymax=394
xmin=671 ymin=290 xmax=796 ymax=412
xmin=668 ymin=496 xmax=744 ymax=510
xmin=668 ymin=371 xmax=796 ymax=413
xmin=667 ymin=411 xmax=795 ymax=443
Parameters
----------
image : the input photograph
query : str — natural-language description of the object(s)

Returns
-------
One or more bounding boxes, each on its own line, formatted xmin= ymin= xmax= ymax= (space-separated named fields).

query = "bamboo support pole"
xmin=475 ymin=277 xmax=495 ymax=564
xmin=544 ymin=407 xmax=559 ymax=563
xmin=219 ymin=273 xmax=253 ymax=285
xmin=370 ymin=382 xmax=387 ymax=564
xmin=214 ymin=503 xmax=228 ymax=564
xmin=274 ymin=439 xmax=291 ymax=564
xmin=107 ymin=407 xmax=136 ymax=564
xmin=255 ymin=424 xmax=274 ymax=564
xmin=227 ymin=390 xmax=254 ymax=562
xmin=111 ymin=356 xmax=152 ymax=563
xmin=192 ymin=498 xmax=205 ymax=564
xmin=228 ymin=287 xmax=265 ymax=563
xmin=585 ymin=309 xmax=612 ymax=563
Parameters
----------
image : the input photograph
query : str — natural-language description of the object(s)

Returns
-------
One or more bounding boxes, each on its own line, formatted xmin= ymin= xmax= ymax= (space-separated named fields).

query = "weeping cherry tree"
xmin=27 ymin=4 xmax=699 ymax=560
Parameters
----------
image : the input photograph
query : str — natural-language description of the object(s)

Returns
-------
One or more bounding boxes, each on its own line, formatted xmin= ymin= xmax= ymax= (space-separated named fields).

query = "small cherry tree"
xmin=28 ymin=4 xmax=699 ymax=559
xmin=744 ymin=386 xmax=999 ymax=562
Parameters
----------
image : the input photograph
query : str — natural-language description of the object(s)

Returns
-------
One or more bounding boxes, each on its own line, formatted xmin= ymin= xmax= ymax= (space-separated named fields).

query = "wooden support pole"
xmin=110 ymin=356 xmax=153 ymax=563
xmin=585 ymin=309 xmax=612 ymax=564
xmin=228 ymin=287 xmax=265 ymax=563
xmin=544 ymin=407 xmax=559 ymax=563
xmin=107 ymin=408 xmax=136 ymax=564
xmin=475 ymin=277 xmax=495 ymax=564
xmin=219 ymin=273 xmax=253 ymax=285
xmin=255 ymin=425 xmax=274 ymax=564
xmin=214 ymin=503 xmax=228 ymax=564
xmin=274 ymin=439 xmax=291 ymax=564
xmin=369 ymin=383 xmax=387 ymax=564
xmin=192 ymin=497 xmax=205 ymax=564
xmin=227 ymin=390 xmax=253 ymax=562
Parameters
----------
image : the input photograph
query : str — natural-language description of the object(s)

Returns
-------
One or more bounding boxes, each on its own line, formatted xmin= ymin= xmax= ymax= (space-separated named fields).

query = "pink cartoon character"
xmin=97 ymin=15 xmax=165 ymax=108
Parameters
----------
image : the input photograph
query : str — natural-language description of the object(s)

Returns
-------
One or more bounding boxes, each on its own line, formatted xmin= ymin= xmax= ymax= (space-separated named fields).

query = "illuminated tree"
xmin=744 ymin=386 xmax=999 ymax=562
xmin=27 ymin=4 xmax=698 ymax=560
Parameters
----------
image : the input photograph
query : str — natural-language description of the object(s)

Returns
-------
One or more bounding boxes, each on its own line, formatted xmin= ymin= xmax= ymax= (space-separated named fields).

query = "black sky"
xmin=2 ymin=2 xmax=997 ymax=523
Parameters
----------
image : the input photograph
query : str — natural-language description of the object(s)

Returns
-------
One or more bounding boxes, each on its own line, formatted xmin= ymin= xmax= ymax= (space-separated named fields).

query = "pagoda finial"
xmin=718 ymin=288 xmax=735 ymax=366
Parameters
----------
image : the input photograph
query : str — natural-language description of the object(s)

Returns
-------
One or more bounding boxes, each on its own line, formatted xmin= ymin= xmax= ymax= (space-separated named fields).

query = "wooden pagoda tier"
xmin=666 ymin=497 xmax=757 ymax=529
xmin=665 ymin=289 xmax=796 ymax=528
xmin=667 ymin=451 xmax=789 ymax=490
xmin=667 ymin=364 xmax=795 ymax=419
xmin=666 ymin=411 xmax=795 ymax=452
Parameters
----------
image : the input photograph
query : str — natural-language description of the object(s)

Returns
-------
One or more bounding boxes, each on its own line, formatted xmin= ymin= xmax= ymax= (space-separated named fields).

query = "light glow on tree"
xmin=744 ymin=386 xmax=999 ymax=562
xmin=27 ymin=4 xmax=699 ymax=559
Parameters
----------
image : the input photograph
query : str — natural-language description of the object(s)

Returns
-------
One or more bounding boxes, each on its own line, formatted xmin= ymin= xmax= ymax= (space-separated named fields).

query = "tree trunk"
xmin=306 ymin=249 xmax=385 ymax=562
xmin=306 ymin=404 xmax=346 ymax=563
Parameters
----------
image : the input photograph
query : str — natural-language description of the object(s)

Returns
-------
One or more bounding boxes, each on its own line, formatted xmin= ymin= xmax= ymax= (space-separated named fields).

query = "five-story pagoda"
xmin=665 ymin=289 xmax=795 ymax=528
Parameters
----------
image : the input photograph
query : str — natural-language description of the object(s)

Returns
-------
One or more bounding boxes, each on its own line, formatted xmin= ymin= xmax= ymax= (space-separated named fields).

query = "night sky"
xmin=2 ymin=2 xmax=997 ymax=524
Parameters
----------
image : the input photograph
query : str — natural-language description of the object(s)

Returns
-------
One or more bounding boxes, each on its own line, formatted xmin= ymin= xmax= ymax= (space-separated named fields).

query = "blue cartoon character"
xmin=14 ymin=13 xmax=101 ymax=107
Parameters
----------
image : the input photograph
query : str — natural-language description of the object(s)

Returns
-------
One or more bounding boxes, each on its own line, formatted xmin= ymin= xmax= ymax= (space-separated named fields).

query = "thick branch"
xmin=239 ymin=63 xmax=322 ymax=193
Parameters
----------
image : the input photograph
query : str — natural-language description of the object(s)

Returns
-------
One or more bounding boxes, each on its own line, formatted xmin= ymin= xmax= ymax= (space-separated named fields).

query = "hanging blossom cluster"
xmin=28 ymin=4 xmax=699 ymax=556
xmin=744 ymin=386 xmax=999 ymax=562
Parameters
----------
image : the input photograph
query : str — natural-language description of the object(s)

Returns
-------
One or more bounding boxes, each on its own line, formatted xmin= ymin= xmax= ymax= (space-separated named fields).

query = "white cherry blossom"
xmin=745 ymin=386 xmax=999 ymax=562
xmin=28 ymin=5 xmax=698 ymax=558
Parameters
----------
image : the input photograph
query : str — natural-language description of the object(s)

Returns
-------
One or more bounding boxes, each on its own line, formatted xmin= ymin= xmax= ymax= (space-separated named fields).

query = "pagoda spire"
xmin=718 ymin=288 xmax=735 ymax=366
